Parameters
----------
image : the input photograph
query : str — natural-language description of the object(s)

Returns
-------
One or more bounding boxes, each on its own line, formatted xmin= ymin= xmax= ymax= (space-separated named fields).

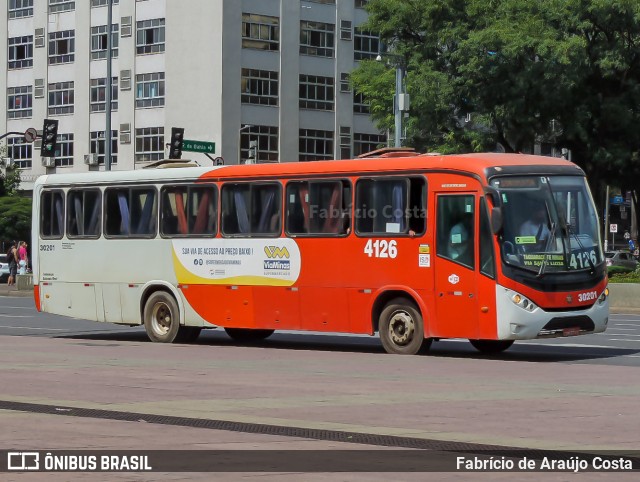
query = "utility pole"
xmin=105 ymin=0 xmax=113 ymax=170
xmin=604 ymin=185 xmax=609 ymax=252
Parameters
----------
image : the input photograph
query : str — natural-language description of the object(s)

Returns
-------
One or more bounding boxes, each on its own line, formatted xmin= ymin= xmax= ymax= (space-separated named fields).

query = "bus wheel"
xmin=224 ymin=328 xmax=274 ymax=342
xmin=379 ymin=299 xmax=431 ymax=355
xmin=143 ymin=292 xmax=182 ymax=343
xmin=469 ymin=339 xmax=514 ymax=354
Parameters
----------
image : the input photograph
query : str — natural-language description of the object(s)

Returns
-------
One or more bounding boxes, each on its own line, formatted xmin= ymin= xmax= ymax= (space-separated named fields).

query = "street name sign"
xmin=183 ymin=140 xmax=215 ymax=154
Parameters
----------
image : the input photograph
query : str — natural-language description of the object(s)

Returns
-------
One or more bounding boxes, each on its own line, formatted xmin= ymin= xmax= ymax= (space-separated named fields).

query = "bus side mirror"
xmin=490 ymin=207 xmax=503 ymax=234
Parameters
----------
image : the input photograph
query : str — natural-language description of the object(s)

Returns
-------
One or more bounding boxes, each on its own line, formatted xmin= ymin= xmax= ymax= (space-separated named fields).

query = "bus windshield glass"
xmin=491 ymin=175 xmax=603 ymax=274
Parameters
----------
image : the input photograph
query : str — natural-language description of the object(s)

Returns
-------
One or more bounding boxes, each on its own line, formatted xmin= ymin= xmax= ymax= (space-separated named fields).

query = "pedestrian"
xmin=6 ymin=242 xmax=18 ymax=287
xmin=18 ymin=241 xmax=28 ymax=275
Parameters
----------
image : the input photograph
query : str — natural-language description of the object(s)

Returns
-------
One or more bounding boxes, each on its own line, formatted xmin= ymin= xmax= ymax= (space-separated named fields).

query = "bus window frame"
xmin=220 ymin=181 xmax=283 ymax=238
xmin=159 ymin=183 xmax=219 ymax=239
xmin=354 ymin=175 xmax=427 ymax=238
xmin=103 ymin=185 xmax=159 ymax=240
xmin=284 ymin=178 xmax=352 ymax=238
xmin=40 ymin=189 xmax=66 ymax=240
xmin=66 ymin=188 xmax=103 ymax=240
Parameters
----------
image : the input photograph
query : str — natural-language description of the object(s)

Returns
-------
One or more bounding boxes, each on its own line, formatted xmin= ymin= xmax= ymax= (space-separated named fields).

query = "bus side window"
xmin=356 ymin=177 xmax=425 ymax=236
xmin=286 ymin=180 xmax=350 ymax=236
xmin=131 ymin=188 xmax=157 ymax=235
xmin=252 ymin=184 xmax=281 ymax=235
xmin=67 ymin=189 xmax=101 ymax=238
xmin=41 ymin=190 xmax=65 ymax=239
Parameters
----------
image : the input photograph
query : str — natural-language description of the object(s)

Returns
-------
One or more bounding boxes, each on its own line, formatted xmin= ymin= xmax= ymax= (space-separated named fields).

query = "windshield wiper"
xmin=537 ymin=221 xmax=557 ymax=278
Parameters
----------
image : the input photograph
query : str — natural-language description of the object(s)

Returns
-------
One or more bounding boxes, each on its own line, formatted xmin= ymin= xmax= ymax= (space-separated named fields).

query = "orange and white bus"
xmin=32 ymin=151 xmax=609 ymax=354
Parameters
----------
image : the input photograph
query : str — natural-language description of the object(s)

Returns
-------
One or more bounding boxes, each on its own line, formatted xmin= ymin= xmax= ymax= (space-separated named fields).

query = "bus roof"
xmin=34 ymin=153 xmax=582 ymax=188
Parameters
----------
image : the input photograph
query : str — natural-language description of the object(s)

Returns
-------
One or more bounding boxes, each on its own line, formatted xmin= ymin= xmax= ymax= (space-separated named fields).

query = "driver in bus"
xmin=520 ymin=204 xmax=550 ymax=247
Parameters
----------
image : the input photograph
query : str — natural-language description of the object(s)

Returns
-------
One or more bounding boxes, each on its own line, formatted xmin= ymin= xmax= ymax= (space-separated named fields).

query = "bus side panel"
xmin=180 ymin=285 xmax=255 ymax=328
xmin=253 ymin=287 xmax=300 ymax=330
xmin=40 ymin=283 xmax=98 ymax=322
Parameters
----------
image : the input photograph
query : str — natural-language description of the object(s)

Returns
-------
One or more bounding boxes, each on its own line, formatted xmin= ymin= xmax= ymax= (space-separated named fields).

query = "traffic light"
xmin=169 ymin=127 xmax=184 ymax=159
xmin=41 ymin=119 xmax=59 ymax=158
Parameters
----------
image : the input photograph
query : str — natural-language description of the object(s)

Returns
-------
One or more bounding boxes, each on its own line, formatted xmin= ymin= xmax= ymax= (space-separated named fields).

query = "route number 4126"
xmin=364 ymin=239 xmax=398 ymax=259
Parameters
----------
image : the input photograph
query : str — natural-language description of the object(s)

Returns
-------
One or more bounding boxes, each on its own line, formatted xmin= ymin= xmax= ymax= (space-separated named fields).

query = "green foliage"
xmin=355 ymin=0 xmax=640 ymax=188
xmin=0 ymin=196 xmax=32 ymax=246
xmin=608 ymin=265 xmax=640 ymax=283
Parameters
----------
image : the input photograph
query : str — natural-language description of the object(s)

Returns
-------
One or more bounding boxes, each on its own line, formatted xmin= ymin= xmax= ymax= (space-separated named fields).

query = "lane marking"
xmin=0 ymin=325 xmax=67 ymax=331
xmin=608 ymin=339 xmax=640 ymax=343
xmin=611 ymin=323 xmax=640 ymax=327
xmin=0 ymin=314 xmax=33 ymax=318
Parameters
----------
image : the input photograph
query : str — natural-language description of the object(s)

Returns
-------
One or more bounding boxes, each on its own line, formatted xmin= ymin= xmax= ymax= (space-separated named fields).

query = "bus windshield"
xmin=490 ymin=175 xmax=603 ymax=274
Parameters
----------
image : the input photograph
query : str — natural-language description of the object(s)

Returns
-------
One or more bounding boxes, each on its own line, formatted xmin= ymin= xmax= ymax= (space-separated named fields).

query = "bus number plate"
xmin=562 ymin=327 xmax=581 ymax=337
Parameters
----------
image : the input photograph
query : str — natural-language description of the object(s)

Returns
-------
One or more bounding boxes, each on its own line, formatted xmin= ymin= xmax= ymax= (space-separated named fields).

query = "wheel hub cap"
xmin=389 ymin=311 xmax=414 ymax=346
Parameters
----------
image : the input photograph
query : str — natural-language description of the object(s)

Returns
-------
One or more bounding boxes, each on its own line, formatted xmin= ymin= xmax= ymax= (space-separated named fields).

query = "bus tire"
xmin=379 ymin=298 xmax=431 ymax=355
xmin=143 ymin=291 xmax=182 ymax=343
xmin=469 ymin=339 xmax=514 ymax=354
xmin=224 ymin=328 xmax=274 ymax=342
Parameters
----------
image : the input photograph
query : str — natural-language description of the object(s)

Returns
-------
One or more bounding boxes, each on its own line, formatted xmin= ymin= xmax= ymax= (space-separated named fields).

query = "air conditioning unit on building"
xmin=84 ymin=153 xmax=99 ymax=166
xmin=42 ymin=157 xmax=56 ymax=168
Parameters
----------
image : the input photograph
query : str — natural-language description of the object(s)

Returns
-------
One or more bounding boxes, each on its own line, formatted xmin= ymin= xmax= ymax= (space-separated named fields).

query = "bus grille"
xmin=538 ymin=315 xmax=595 ymax=337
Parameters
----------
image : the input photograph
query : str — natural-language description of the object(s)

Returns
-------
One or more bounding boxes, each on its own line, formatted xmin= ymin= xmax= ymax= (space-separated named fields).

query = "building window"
xmin=9 ymin=0 xmax=34 ymax=18
xmin=242 ymin=13 xmax=279 ymax=51
xmin=299 ymin=129 xmax=333 ymax=161
xmin=355 ymin=0 xmax=369 ymax=8
xmin=90 ymin=78 xmax=118 ymax=112
xmin=135 ymin=72 xmax=165 ymax=108
xmin=136 ymin=18 xmax=165 ymax=54
xmin=240 ymin=126 xmax=279 ymax=163
xmin=354 ymin=133 xmax=386 ymax=156
xmin=48 ymin=81 xmax=74 ymax=116
xmin=241 ymin=69 xmax=278 ymax=106
xmin=354 ymin=28 xmax=379 ymax=60
xmin=7 ymin=86 xmax=32 ymax=119
xmin=49 ymin=30 xmax=75 ymax=65
xmin=8 ymin=36 xmax=33 ymax=69
xmin=55 ymin=133 xmax=74 ymax=167
xmin=300 ymin=21 xmax=335 ymax=58
xmin=308 ymin=0 xmax=336 ymax=4
xmin=90 ymin=130 xmax=118 ymax=165
xmin=135 ymin=127 xmax=164 ymax=162
xmin=354 ymin=91 xmax=370 ymax=114
xmin=91 ymin=0 xmax=119 ymax=6
xmin=299 ymin=74 xmax=334 ymax=111
xmin=49 ymin=0 xmax=74 ymax=13
xmin=7 ymin=137 xmax=32 ymax=169
xmin=91 ymin=24 xmax=119 ymax=60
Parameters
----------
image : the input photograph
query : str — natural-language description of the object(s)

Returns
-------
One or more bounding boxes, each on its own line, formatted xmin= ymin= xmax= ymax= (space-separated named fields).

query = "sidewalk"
xmin=0 ymin=286 xmax=33 ymax=298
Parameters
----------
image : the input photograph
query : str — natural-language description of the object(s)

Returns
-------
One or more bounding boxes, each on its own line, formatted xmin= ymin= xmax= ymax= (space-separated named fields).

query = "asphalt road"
xmin=1 ymin=296 xmax=639 ymax=366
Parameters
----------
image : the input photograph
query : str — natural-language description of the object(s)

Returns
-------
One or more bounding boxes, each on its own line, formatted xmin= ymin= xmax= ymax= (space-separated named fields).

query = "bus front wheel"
xmin=143 ymin=291 xmax=184 ymax=343
xmin=469 ymin=339 xmax=514 ymax=354
xmin=379 ymin=299 xmax=431 ymax=355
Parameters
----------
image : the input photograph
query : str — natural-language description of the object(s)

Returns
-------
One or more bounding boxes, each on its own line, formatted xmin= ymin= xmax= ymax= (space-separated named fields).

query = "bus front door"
xmin=433 ymin=193 xmax=479 ymax=339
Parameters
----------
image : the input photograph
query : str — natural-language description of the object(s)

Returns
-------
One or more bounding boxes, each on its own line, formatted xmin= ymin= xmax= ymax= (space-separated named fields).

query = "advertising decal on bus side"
xmin=171 ymin=239 xmax=301 ymax=286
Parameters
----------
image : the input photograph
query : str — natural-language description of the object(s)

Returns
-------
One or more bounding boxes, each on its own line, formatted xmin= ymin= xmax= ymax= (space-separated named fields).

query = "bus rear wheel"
xmin=224 ymin=328 xmax=274 ymax=342
xmin=379 ymin=298 xmax=431 ymax=355
xmin=143 ymin=291 xmax=184 ymax=343
xmin=469 ymin=339 xmax=514 ymax=354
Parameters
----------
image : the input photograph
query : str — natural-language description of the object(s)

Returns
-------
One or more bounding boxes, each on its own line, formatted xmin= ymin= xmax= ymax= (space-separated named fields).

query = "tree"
xmin=0 ymin=142 xmax=31 ymax=247
xmin=353 ymin=0 xmax=640 ymax=230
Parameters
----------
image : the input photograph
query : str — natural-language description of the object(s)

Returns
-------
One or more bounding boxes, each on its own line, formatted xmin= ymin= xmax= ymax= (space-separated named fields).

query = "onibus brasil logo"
xmin=264 ymin=246 xmax=290 ymax=270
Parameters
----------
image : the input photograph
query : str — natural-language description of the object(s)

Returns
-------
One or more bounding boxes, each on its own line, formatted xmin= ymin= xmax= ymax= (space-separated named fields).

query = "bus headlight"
xmin=598 ymin=287 xmax=609 ymax=304
xmin=510 ymin=291 xmax=538 ymax=312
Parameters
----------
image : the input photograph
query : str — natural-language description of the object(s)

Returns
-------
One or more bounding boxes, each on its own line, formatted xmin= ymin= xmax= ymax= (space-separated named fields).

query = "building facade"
xmin=0 ymin=0 xmax=385 ymax=191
